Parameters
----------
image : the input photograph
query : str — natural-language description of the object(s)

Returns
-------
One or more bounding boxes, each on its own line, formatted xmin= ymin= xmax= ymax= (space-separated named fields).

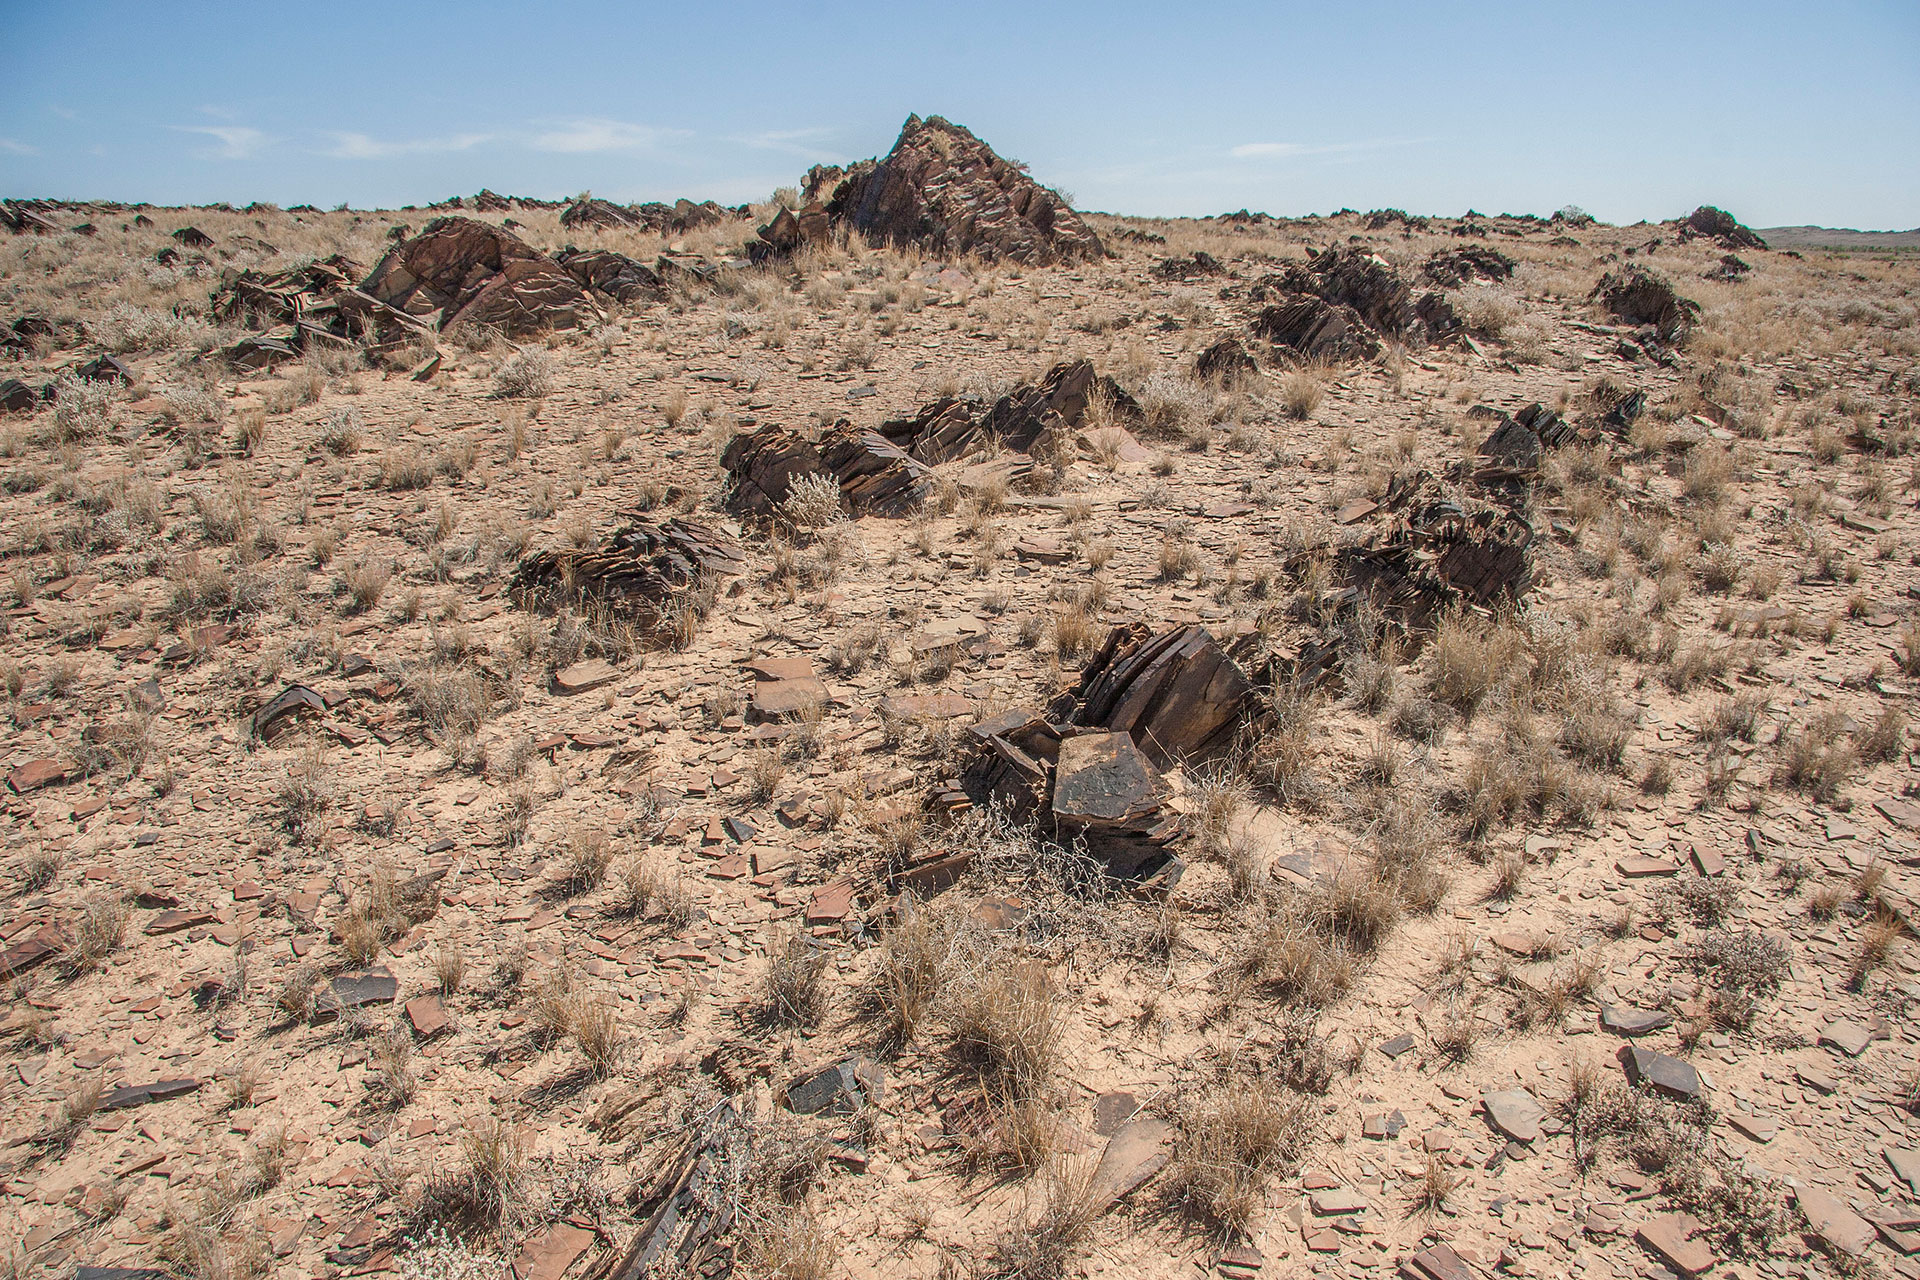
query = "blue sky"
xmin=2 ymin=0 xmax=1916 ymax=228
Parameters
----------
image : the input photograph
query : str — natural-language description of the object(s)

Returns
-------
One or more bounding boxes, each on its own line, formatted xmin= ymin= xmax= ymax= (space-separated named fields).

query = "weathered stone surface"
xmin=1257 ymin=246 xmax=1460 ymax=347
xmin=784 ymin=1057 xmax=882 ymax=1116
xmin=810 ymin=115 xmax=1103 ymax=265
xmin=102 ymin=1077 xmax=201 ymax=1110
xmin=249 ymin=684 xmax=327 ymax=743
xmin=1053 ymin=732 xmax=1160 ymax=829
xmin=405 ymin=995 xmax=449 ymax=1037
xmin=554 ymin=247 xmax=663 ymax=303
xmin=1310 ymin=1187 xmax=1370 ymax=1216
xmin=1400 ymin=1242 xmax=1476 ymax=1280
xmin=1070 ymin=623 xmax=1252 ymax=766
xmin=722 ymin=422 xmax=934 ymax=518
xmin=1193 ymin=336 xmax=1257 ymax=384
xmin=1619 ymin=1045 xmax=1701 ymax=1101
xmin=1798 ymin=1185 xmax=1876 ymax=1255
xmin=511 ymin=1222 xmax=595 ymax=1280
xmin=1482 ymin=1088 xmax=1544 ymax=1143
xmin=0 ymin=924 xmax=67 ymax=979
xmin=1424 ymin=245 xmax=1515 ymax=287
xmin=321 ymin=968 xmax=398 ymax=1016
xmin=559 ymin=197 xmax=644 ymax=231
xmin=1887 ymin=1147 xmax=1920 ymax=1193
xmin=554 ymin=659 xmax=619 ymax=694
xmin=0 ymin=378 xmax=39 ymax=412
xmin=1636 ymin=1212 xmax=1716 ymax=1277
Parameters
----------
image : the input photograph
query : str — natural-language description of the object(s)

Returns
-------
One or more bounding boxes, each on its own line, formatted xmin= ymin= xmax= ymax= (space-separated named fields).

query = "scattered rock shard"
xmin=809 ymin=114 xmax=1104 ymax=265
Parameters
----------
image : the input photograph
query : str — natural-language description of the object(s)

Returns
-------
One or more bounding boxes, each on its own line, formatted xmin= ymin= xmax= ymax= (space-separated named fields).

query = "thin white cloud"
xmin=0 ymin=138 xmax=36 ymax=155
xmin=171 ymin=125 xmax=270 ymax=160
xmin=528 ymin=118 xmax=685 ymax=154
xmin=733 ymin=127 xmax=843 ymax=164
xmin=1231 ymin=137 xmax=1430 ymax=161
xmin=323 ymin=131 xmax=494 ymax=160
xmin=48 ymin=105 xmax=78 ymax=121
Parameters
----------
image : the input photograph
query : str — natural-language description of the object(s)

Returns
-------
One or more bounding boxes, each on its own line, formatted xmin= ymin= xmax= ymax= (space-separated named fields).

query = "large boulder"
xmin=1265 ymin=246 xmax=1460 ymax=344
xmin=360 ymin=216 xmax=590 ymax=335
xmin=554 ymin=248 xmax=663 ymax=304
xmin=1069 ymin=623 xmax=1253 ymax=767
xmin=810 ymin=115 xmax=1104 ymax=265
xmin=1251 ymin=295 xmax=1380 ymax=364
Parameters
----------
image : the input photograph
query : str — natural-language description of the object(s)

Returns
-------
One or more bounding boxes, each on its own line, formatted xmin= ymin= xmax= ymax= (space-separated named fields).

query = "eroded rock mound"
xmin=1681 ymin=206 xmax=1767 ymax=251
xmin=1067 ymin=623 xmax=1254 ymax=767
xmin=1250 ymin=295 xmax=1380 ymax=364
xmin=361 ymin=216 xmax=592 ymax=335
xmin=721 ymin=425 xmax=934 ymax=519
xmin=807 ymin=115 xmax=1104 ymax=265
xmin=511 ymin=516 xmax=744 ymax=626
xmin=1590 ymin=266 xmax=1699 ymax=344
xmin=1267 ymin=246 xmax=1461 ymax=344
xmin=1341 ymin=471 xmax=1535 ymax=620
xmin=1423 ymin=246 xmax=1515 ymax=287
xmin=560 ymin=197 xmax=645 ymax=231
xmin=1193 ymin=336 xmax=1257 ymax=385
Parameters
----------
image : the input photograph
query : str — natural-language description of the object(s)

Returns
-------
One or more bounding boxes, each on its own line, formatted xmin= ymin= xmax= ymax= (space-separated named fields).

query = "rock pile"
xmin=1341 ymin=470 xmax=1535 ymax=620
xmin=1422 ymin=245 xmax=1514 ymax=287
xmin=1249 ymin=246 xmax=1460 ymax=362
xmin=805 ymin=115 xmax=1104 ymax=265
xmin=512 ymin=516 xmax=745 ymax=625
xmin=1590 ymin=266 xmax=1699 ymax=344
xmin=360 ymin=216 xmax=592 ymax=335
xmin=209 ymin=254 xmax=434 ymax=367
xmin=724 ymin=361 xmax=1141 ymax=517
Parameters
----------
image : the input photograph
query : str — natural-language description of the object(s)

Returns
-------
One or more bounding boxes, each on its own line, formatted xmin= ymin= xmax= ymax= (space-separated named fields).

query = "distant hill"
xmin=1758 ymin=225 xmax=1920 ymax=251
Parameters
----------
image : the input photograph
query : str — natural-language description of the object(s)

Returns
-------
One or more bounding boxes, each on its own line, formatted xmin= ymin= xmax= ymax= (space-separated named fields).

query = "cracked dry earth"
xmin=2 ymin=194 xmax=1920 ymax=1280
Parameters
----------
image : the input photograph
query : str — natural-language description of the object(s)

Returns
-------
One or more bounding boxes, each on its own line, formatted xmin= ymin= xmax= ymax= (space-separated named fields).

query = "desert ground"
xmin=2 ymin=117 xmax=1920 ymax=1280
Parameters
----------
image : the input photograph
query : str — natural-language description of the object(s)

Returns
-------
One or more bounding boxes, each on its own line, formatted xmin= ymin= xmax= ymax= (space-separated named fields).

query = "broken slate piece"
xmin=784 ymin=1058 xmax=871 ymax=1116
xmin=1052 ymin=732 xmax=1160 ymax=828
xmin=1618 ymin=1045 xmax=1701 ymax=1101
xmin=1615 ymin=855 xmax=1679 ymax=877
xmin=102 ymin=1078 xmax=201 ymax=1110
xmin=511 ymin=1222 xmax=595 ymax=1280
xmin=1093 ymin=1091 xmax=1137 ymax=1137
xmin=1400 ymin=1243 xmax=1475 ymax=1280
xmin=316 ymin=967 xmax=398 ymax=1019
xmin=1310 ymin=1187 xmax=1369 ymax=1216
xmin=1379 ymin=1032 xmax=1416 ymax=1060
xmin=6 ymin=757 xmax=68 ymax=794
xmin=1088 ymin=1118 xmax=1173 ymax=1213
xmin=1886 ymin=1147 xmax=1920 ymax=1193
xmin=1482 ymin=1089 xmax=1544 ymax=1143
xmin=553 ymin=659 xmax=619 ymax=693
xmin=1797 ymin=1185 xmax=1877 ymax=1255
xmin=76 ymin=1270 xmax=173 ymax=1280
xmin=1635 ymin=1212 xmax=1716 ymax=1278
xmin=1819 ymin=1019 xmax=1873 ymax=1057
xmin=1601 ymin=1005 xmax=1673 ymax=1036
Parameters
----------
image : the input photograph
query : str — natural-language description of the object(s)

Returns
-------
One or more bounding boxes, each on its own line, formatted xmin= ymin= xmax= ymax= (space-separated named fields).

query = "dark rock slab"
xmin=102 ymin=1078 xmax=201 ymax=1110
xmin=1052 ymin=732 xmax=1160 ymax=828
xmin=316 ymin=967 xmax=398 ymax=1019
xmin=1618 ymin=1045 xmax=1701 ymax=1101
xmin=783 ymin=1056 xmax=882 ymax=1116
xmin=1601 ymin=1005 xmax=1673 ymax=1036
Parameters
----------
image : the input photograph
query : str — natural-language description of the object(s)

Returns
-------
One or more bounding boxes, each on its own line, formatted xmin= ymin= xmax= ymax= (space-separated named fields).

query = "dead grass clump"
xmin=1429 ymin=609 xmax=1518 ymax=716
xmin=418 ymin=1117 xmax=531 ymax=1232
xmin=493 ymin=345 xmax=556 ymax=399
xmin=1860 ymin=706 xmax=1908 ymax=763
xmin=872 ymin=904 xmax=949 ymax=1050
xmin=990 ymin=1164 xmax=1098 ymax=1280
xmin=951 ymin=958 xmax=1061 ymax=1098
xmin=1774 ymin=706 xmax=1858 ymax=803
xmin=409 ymin=666 xmax=490 ymax=743
xmin=277 ymin=744 xmax=335 ymax=844
xmin=1170 ymin=1072 xmax=1315 ymax=1232
xmin=1245 ymin=907 xmax=1355 ymax=1008
xmin=742 ymin=1205 xmax=838 ymax=1280
xmin=762 ymin=926 xmax=828 ymax=1027
xmin=1279 ymin=368 xmax=1325 ymax=420
xmin=559 ymin=826 xmax=614 ymax=893
xmin=64 ymin=895 xmax=130 ymax=974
